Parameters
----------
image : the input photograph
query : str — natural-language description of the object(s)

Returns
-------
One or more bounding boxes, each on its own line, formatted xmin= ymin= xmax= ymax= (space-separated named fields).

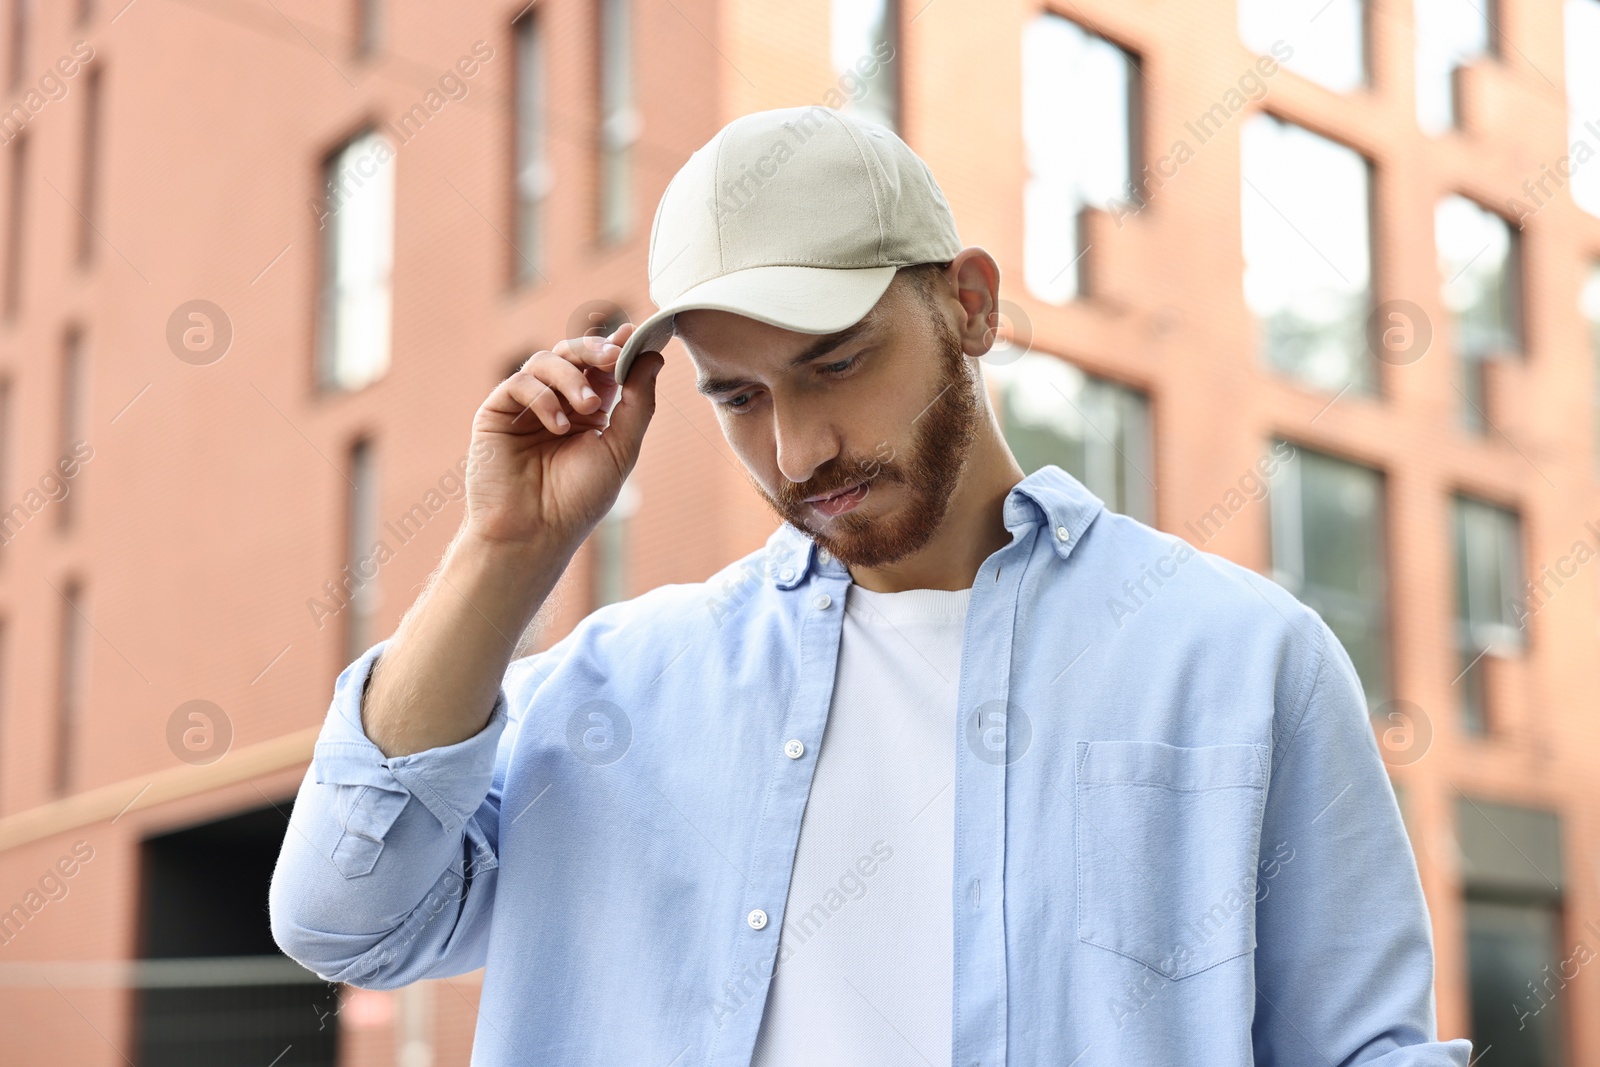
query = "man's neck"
xmin=846 ymin=427 xmax=1025 ymax=594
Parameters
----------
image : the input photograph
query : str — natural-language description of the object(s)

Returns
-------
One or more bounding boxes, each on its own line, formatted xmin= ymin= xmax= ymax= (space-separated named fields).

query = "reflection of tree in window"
xmin=1241 ymin=115 xmax=1373 ymax=394
xmin=1021 ymin=13 xmax=1136 ymax=303
xmin=1436 ymin=196 xmax=1521 ymax=432
xmin=1452 ymin=494 xmax=1524 ymax=735
xmin=984 ymin=348 xmax=1153 ymax=524
xmin=1267 ymin=445 xmax=1389 ymax=707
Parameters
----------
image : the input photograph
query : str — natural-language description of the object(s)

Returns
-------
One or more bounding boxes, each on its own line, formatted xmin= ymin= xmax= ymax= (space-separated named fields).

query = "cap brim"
xmin=613 ymin=263 xmax=898 ymax=385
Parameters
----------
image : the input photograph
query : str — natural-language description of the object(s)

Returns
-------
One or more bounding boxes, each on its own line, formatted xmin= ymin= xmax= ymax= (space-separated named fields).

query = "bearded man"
xmin=271 ymin=106 xmax=1470 ymax=1067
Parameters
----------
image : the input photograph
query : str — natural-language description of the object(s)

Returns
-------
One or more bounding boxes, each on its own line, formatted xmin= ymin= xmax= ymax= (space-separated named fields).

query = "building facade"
xmin=0 ymin=0 xmax=1596 ymax=1062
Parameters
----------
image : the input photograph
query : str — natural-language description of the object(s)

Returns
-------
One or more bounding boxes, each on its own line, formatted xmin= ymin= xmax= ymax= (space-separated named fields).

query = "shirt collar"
xmin=763 ymin=464 xmax=1106 ymax=589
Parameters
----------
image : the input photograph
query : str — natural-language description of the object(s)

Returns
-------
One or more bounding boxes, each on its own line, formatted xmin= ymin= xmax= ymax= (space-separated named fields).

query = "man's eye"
xmin=725 ymin=392 xmax=753 ymax=411
xmin=822 ymin=355 xmax=859 ymax=375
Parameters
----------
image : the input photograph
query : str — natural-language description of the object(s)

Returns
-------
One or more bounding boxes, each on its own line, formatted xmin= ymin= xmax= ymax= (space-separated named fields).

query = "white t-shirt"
xmin=750 ymin=582 xmax=971 ymax=1066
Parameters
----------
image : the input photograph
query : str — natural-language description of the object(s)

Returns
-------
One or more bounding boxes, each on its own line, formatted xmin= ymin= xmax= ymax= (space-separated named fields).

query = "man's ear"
xmin=945 ymin=249 xmax=1002 ymax=358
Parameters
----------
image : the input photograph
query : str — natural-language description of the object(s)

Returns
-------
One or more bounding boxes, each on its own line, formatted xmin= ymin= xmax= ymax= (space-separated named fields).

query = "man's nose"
xmin=771 ymin=400 xmax=840 ymax=487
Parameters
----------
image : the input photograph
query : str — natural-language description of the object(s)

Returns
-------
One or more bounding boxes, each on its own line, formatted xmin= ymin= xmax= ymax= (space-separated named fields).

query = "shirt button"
xmin=818 ymin=548 xmax=832 ymax=564
xmin=784 ymin=739 xmax=804 ymax=759
xmin=779 ymin=567 xmax=796 ymax=582
xmin=812 ymin=593 xmax=832 ymax=610
xmin=747 ymin=909 xmax=768 ymax=930
xmin=1055 ymin=525 xmax=1070 ymax=543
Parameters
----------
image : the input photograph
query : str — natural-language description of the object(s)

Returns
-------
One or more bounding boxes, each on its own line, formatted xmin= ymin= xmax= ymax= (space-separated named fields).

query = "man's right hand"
xmin=359 ymin=321 xmax=665 ymax=759
xmin=465 ymin=321 xmax=665 ymax=556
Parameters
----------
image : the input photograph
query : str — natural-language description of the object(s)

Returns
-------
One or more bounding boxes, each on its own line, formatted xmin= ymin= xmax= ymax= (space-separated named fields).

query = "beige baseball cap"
xmin=612 ymin=105 xmax=963 ymax=384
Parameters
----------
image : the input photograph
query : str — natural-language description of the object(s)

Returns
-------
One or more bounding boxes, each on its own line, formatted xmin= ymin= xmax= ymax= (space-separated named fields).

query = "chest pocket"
xmin=1074 ymin=739 xmax=1268 ymax=979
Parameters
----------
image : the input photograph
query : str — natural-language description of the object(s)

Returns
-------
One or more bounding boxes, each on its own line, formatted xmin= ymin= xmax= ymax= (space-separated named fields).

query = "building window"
xmin=593 ymin=474 xmax=639 ymax=609
xmin=1241 ymin=115 xmax=1374 ymax=393
xmin=1452 ymin=494 xmax=1523 ymax=735
xmin=1238 ymin=0 xmax=1365 ymax=92
xmin=355 ymin=0 xmax=382 ymax=56
xmin=985 ymin=348 xmax=1154 ymax=524
xmin=1415 ymin=0 xmax=1494 ymax=134
xmin=0 ymin=376 xmax=10 ymax=553
xmin=58 ymin=329 xmax=88 ymax=530
xmin=597 ymin=0 xmax=636 ymax=244
xmin=514 ymin=12 xmax=550 ymax=285
xmin=77 ymin=66 xmax=101 ymax=266
xmin=1569 ymin=0 xmax=1600 ymax=217
xmin=344 ymin=439 xmax=380 ymax=665
xmin=1021 ymin=13 xmax=1136 ymax=303
xmin=1584 ymin=262 xmax=1600 ymax=475
xmin=831 ymin=0 xmax=899 ymax=132
xmin=4 ymin=131 xmax=24 ymax=319
xmin=138 ymin=807 xmax=338 ymax=1064
xmin=1457 ymin=797 xmax=1567 ymax=1067
xmin=7 ymin=0 xmax=28 ymax=89
xmin=0 ymin=617 xmax=7 ymax=812
xmin=1436 ymin=195 xmax=1521 ymax=432
xmin=318 ymin=129 xmax=395 ymax=392
xmin=1267 ymin=444 xmax=1389 ymax=705
xmin=54 ymin=579 xmax=87 ymax=795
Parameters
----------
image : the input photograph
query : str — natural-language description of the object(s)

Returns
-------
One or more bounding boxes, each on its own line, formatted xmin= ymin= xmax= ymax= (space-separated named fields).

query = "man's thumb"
xmin=602 ymin=350 xmax=664 ymax=467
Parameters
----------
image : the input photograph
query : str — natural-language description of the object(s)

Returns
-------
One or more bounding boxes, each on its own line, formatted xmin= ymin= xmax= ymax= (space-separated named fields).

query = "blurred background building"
xmin=0 ymin=0 xmax=1596 ymax=1062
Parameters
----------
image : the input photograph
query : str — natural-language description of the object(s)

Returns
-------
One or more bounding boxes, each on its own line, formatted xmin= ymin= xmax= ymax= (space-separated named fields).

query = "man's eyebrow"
xmin=695 ymin=315 xmax=881 ymax=397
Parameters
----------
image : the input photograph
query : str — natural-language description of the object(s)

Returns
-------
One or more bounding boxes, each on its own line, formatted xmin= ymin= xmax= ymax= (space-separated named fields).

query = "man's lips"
xmin=803 ymin=478 xmax=869 ymax=503
xmin=804 ymin=478 xmax=873 ymax=517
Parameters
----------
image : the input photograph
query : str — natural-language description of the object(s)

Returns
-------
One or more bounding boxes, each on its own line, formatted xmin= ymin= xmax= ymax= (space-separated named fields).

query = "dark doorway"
xmin=135 ymin=801 xmax=340 ymax=1066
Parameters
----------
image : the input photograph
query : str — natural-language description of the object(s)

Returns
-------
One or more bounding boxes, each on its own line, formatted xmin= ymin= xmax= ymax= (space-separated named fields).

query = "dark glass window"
xmin=987 ymin=348 xmax=1154 ymax=523
xmin=1458 ymin=797 xmax=1567 ymax=1067
xmin=139 ymin=805 xmax=337 ymax=1066
xmin=1269 ymin=445 xmax=1389 ymax=705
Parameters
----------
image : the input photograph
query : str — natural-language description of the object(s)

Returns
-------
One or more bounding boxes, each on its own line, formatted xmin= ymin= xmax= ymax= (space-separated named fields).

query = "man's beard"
xmin=749 ymin=312 xmax=981 ymax=569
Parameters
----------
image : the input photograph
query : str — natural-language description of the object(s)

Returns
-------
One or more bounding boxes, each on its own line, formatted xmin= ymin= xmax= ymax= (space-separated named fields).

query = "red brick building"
xmin=0 ymin=0 xmax=1596 ymax=1063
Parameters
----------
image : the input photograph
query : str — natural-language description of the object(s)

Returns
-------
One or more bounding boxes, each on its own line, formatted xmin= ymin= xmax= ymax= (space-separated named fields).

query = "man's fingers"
xmin=550 ymin=334 xmax=623 ymax=371
xmin=500 ymin=323 xmax=638 ymax=435
xmin=530 ymin=321 xmax=638 ymax=376
xmin=507 ymin=354 xmax=603 ymax=434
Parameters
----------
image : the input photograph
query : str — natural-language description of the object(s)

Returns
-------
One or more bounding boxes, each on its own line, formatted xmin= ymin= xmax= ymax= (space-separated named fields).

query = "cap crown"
xmin=646 ymin=106 xmax=963 ymax=308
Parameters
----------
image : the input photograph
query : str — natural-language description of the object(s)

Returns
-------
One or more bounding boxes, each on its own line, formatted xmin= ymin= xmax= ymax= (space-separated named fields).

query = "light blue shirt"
xmin=270 ymin=464 xmax=1473 ymax=1066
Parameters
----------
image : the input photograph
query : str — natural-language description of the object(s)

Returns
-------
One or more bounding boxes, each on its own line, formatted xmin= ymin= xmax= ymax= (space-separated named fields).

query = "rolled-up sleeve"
xmin=269 ymin=637 xmax=518 ymax=989
xmin=1252 ymin=621 xmax=1474 ymax=1066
